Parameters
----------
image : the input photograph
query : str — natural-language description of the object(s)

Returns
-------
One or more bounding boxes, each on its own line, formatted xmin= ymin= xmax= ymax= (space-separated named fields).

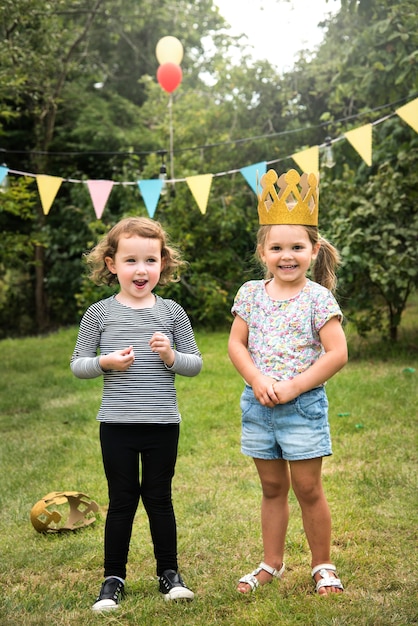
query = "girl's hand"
xmin=99 ymin=346 xmax=135 ymax=372
xmin=252 ymin=376 xmax=298 ymax=407
xmin=149 ymin=332 xmax=175 ymax=367
xmin=252 ymin=374 xmax=282 ymax=407
xmin=270 ymin=379 xmax=299 ymax=405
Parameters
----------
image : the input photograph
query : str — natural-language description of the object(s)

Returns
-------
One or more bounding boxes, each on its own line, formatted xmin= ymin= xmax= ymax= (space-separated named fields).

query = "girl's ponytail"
xmin=313 ymin=236 xmax=340 ymax=293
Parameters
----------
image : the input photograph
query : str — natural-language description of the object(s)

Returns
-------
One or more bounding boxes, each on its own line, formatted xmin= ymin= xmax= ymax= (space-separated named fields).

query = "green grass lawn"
xmin=0 ymin=303 xmax=417 ymax=625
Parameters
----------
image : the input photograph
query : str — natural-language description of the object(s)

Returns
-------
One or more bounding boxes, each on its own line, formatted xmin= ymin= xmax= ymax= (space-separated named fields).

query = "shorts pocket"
xmin=240 ymin=388 xmax=256 ymax=419
xmin=295 ymin=387 xmax=328 ymax=420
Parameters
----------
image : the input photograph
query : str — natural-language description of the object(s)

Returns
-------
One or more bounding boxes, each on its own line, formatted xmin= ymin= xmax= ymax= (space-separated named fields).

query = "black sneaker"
xmin=91 ymin=577 xmax=125 ymax=612
xmin=159 ymin=569 xmax=194 ymax=601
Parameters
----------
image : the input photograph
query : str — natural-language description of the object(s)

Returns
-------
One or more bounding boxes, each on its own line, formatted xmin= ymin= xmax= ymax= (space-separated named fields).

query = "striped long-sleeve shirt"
xmin=70 ymin=295 xmax=202 ymax=424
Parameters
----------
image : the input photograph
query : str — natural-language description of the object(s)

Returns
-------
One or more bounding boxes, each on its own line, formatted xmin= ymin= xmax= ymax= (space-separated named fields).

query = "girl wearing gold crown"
xmin=228 ymin=169 xmax=348 ymax=596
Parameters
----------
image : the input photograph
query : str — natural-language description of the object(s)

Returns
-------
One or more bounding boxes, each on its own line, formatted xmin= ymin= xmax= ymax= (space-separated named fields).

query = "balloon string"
xmin=169 ymin=94 xmax=174 ymax=183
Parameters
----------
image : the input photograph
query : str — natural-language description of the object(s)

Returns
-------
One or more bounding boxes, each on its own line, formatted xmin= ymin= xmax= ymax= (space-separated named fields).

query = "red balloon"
xmin=157 ymin=62 xmax=182 ymax=93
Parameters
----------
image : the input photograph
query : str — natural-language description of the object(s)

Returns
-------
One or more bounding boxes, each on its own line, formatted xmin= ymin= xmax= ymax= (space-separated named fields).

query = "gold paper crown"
xmin=257 ymin=169 xmax=319 ymax=226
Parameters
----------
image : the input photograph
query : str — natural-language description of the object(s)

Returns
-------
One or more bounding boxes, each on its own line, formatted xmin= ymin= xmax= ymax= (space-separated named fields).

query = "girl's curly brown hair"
xmin=85 ymin=217 xmax=186 ymax=287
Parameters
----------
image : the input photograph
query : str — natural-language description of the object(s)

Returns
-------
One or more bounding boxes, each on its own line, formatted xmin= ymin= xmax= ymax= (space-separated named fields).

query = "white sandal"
xmin=311 ymin=563 xmax=344 ymax=594
xmin=238 ymin=561 xmax=285 ymax=592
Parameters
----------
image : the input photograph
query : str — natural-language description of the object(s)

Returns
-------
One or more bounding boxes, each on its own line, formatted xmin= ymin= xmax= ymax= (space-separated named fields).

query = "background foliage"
xmin=0 ymin=0 xmax=417 ymax=339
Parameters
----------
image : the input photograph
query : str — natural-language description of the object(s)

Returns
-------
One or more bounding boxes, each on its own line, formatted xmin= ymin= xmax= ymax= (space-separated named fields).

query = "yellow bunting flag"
xmin=185 ymin=174 xmax=213 ymax=215
xmin=291 ymin=146 xmax=319 ymax=176
xmin=36 ymin=175 xmax=64 ymax=215
xmin=396 ymin=97 xmax=418 ymax=134
xmin=344 ymin=124 xmax=372 ymax=166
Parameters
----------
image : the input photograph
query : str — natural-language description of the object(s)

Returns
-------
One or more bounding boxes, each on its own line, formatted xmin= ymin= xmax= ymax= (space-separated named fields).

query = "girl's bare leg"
xmin=290 ymin=458 xmax=342 ymax=594
xmin=238 ymin=458 xmax=290 ymax=593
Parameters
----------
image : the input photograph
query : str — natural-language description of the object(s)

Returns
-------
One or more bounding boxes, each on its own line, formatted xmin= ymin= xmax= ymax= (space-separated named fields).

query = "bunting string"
xmin=0 ymin=97 xmax=417 ymax=218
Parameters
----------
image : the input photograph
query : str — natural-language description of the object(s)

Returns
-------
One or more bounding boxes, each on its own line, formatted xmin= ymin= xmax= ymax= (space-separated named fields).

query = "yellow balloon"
xmin=156 ymin=36 xmax=184 ymax=65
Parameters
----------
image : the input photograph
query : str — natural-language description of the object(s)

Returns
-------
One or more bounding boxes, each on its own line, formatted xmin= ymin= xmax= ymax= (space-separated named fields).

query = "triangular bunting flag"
xmin=36 ymin=174 xmax=64 ymax=215
xmin=86 ymin=180 xmax=114 ymax=219
xmin=291 ymin=146 xmax=319 ymax=174
xmin=240 ymin=162 xmax=267 ymax=194
xmin=0 ymin=165 xmax=8 ymax=186
xmin=344 ymin=124 xmax=372 ymax=166
xmin=396 ymin=97 xmax=418 ymax=134
xmin=185 ymin=174 xmax=213 ymax=215
xmin=137 ymin=179 xmax=164 ymax=218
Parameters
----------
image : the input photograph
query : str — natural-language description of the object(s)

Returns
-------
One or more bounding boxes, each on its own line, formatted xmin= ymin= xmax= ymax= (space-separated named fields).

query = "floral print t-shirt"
xmin=231 ymin=279 xmax=342 ymax=382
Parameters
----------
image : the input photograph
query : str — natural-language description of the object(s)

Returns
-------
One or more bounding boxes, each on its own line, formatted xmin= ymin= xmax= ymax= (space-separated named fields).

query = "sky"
xmin=214 ymin=0 xmax=341 ymax=71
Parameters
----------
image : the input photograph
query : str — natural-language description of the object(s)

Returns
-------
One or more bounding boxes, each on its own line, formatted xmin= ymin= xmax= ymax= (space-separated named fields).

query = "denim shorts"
xmin=240 ymin=385 xmax=332 ymax=461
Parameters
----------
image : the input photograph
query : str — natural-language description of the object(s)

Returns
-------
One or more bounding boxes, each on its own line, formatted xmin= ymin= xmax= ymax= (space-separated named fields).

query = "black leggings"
xmin=100 ymin=422 xmax=180 ymax=579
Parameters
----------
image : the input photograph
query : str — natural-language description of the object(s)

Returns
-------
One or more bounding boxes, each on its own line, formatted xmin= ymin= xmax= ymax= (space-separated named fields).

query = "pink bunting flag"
xmin=86 ymin=180 xmax=114 ymax=219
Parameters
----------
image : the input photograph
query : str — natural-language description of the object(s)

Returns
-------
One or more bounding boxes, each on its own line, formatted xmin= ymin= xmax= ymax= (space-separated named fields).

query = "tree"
xmin=1 ymin=0 xmax=417 ymax=340
xmin=1 ymin=0 xmax=109 ymax=332
xmin=285 ymin=0 xmax=418 ymax=340
xmin=320 ymin=137 xmax=418 ymax=341
xmin=0 ymin=0 xmax=230 ymax=336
